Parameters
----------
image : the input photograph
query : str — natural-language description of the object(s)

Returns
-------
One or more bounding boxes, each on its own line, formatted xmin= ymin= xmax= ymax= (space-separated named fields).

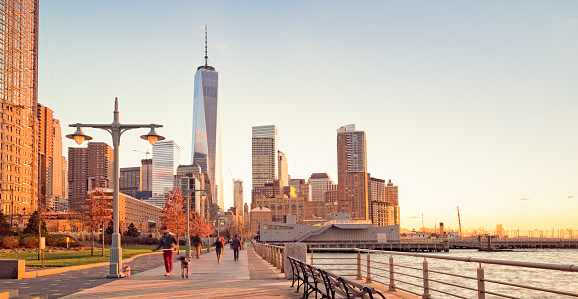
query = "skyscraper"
xmin=337 ymin=124 xmax=368 ymax=220
xmin=37 ymin=104 xmax=65 ymax=210
xmin=0 ymin=0 xmax=39 ymax=216
xmin=252 ymin=125 xmax=278 ymax=189
xmin=67 ymin=142 xmax=113 ymax=211
xmin=233 ymin=179 xmax=243 ymax=215
xmin=278 ymin=150 xmax=289 ymax=187
xmin=191 ymin=27 xmax=224 ymax=210
xmin=150 ymin=140 xmax=180 ymax=208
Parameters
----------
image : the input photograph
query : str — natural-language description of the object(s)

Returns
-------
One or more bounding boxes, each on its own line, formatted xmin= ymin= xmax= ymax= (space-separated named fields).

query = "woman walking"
xmin=153 ymin=226 xmax=177 ymax=276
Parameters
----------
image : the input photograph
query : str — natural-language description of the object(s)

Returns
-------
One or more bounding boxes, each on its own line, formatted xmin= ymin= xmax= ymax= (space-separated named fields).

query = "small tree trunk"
xmin=91 ymin=229 xmax=95 ymax=256
xmin=102 ymin=221 xmax=105 ymax=257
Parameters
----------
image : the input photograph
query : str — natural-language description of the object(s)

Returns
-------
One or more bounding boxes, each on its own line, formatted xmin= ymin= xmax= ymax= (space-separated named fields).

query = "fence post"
xmin=423 ymin=259 xmax=431 ymax=299
xmin=356 ymin=251 xmax=362 ymax=280
xmin=281 ymin=248 xmax=285 ymax=273
xmin=389 ymin=256 xmax=396 ymax=291
xmin=365 ymin=253 xmax=372 ymax=283
xmin=477 ymin=264 xmax=486 ymax=299
xmin=310 ymin=249 xmax=314 ymax=265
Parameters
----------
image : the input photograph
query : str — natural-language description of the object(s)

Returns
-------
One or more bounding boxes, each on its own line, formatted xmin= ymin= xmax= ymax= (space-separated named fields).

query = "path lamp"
xmin=180 ymin=185 xmax=207 ymax=259
xmin=66 ymin=98 xmax=164 ymax=278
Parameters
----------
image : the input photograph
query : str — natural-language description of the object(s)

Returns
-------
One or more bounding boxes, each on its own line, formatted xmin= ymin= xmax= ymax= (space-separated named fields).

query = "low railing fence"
xmin=253 ymin=242 xmax=285 ymax=273
xmin=310 ymin=248 xmax=578 ymax=299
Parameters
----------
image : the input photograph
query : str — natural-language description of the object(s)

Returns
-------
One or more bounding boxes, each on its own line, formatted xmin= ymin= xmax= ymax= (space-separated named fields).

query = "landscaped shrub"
xmin=46 ymin=235 xmax=66 ymax=247
xmin=20 ymin=236 xmax=39 ymax=248
xmin=1 ymin=235 xmax=19 ymax=249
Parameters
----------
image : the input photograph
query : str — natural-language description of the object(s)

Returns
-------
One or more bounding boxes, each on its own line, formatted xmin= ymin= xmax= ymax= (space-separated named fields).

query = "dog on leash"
xmin=177 ymin=256 xmax=190 ymax=278
xmin=123 ymin=265 xmax=131 ymax=277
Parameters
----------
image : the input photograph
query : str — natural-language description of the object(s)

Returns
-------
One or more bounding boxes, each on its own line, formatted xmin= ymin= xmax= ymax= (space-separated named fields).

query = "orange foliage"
xmin=161 ymin=188 xmax=187 ymax=239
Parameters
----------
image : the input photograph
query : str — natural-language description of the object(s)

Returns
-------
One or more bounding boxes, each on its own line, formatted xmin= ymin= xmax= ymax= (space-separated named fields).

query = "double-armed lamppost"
xmin=180 ymin=187 xmax=207 ymax=258
xmin=66 ymin=98 xmax=164 ymax=278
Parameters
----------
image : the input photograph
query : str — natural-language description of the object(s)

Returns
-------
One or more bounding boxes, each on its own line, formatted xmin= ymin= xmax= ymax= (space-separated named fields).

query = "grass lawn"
xmin=0 ymin=246 xmax=186 ymax=268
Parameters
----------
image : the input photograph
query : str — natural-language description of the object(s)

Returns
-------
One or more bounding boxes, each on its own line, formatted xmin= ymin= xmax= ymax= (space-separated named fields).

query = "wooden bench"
xmin=288 ymin=256 xmax=385 ymax=299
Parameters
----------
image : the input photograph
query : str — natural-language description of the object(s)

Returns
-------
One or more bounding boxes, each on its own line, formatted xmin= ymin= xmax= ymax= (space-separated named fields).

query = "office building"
xmin=150 ymin=140 xmax=180 ymax=207
xmin=141 ymin=158 xmax=152 ymax=192
xmin=67 ymin=142 xmax=113 ymax=211
xmin=252 ymin=125 xmax=278 ymax=189
xmin=309 ymin=173 xmax=335 ymax=202
xmin=278 ymin=151 xmax=289 ymax=187
xmin=174 ymin=164 xmax=210 ymax=217
xmin=337 ymin=124 xmax=368 ymax=220
xmin=289 ymin=179 xmax=311 ymax=201
xmin=191 ymin=27 xmax=224 ymax=209
xmin=233 ymin=179 xmax=243 ymax=214
xmin=0 ymin=0 xmax=39 ymax=216
xmin=119 ymin=167 xmax=141 ymax=197
xmin=37 ymin=104 xmax=65 ymax=209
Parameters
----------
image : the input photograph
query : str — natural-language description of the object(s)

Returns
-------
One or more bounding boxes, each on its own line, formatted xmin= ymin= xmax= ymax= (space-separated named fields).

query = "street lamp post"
xmin=66 ymin=98 xmax=164 ymax=278
xmin=180 ymin=188 xmax=207 ymax=259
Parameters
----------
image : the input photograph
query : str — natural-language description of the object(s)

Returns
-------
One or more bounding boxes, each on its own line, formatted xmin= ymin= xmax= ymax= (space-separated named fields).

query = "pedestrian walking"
xmin=214 ymin=237 xmax=224 ymax=263
xmin=232 ymin=235 xmax=241 ymax=261
xmin=191 ymin=234 xmax=203 ymax=259
xmin=153 ymin=226 xmax=177 ymax=276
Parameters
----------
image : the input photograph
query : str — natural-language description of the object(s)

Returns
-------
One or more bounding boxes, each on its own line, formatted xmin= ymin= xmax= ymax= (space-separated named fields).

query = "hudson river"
xmin=311 ymin=249 xmax=578 ymax=298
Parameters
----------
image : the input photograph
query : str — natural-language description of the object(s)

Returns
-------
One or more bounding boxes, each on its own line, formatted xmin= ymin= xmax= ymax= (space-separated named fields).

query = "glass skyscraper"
xmin=149 ymin=140 xmax=180 ymax=208
xmin=191 ymin=28 xmax=224 ymax=210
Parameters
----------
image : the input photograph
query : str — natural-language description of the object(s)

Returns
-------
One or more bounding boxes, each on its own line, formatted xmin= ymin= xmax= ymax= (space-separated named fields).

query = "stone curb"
xmin=20 ymin=251 xmax=163 ymax=279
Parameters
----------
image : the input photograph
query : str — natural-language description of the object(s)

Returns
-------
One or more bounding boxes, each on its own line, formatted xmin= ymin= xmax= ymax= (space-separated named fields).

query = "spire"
xmin=204 ymin=25 xmax=208 ymax=66
xmin=197 ymin=25 xmax=215 ymax=71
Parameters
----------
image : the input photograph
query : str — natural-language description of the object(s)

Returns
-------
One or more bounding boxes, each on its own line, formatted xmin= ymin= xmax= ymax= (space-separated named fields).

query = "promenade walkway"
xmin=2 ymin=244 xmax=411 ymax=298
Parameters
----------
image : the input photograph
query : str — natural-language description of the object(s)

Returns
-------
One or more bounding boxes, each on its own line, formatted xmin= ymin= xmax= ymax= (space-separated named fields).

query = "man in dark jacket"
xmin=214 ymin=237 xmax=224 ymax=263
xmin=153 ymin=226 xmax=177 ymax=276
xmin=231 ymin=235 xmax=241 ymax=261
xmin=191 ymin=234 xmax=203 ymax=259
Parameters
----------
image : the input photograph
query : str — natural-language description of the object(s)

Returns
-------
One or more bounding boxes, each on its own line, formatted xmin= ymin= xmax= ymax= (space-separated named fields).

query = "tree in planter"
xmin=0 ymin=211 xmax=11 ymax=236
xmin=124 ymin=223 xmax=140 ymax=238
xmin=23 ymin=211 xmax=48 ymax=236
xmin=84 ymin=189 xmax=112 ymax=256
xmin=161 ymin=188 xmax=186 ymax=253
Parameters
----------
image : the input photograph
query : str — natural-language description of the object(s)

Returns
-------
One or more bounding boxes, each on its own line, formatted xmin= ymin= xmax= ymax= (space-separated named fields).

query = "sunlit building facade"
xmin=150 ymin=140 xmax=180 ymax=208
xmin=337 ymin=124 xmax=368 ymax=220
xmin=0 ymin=0 xmax=39 ymax=216
xmin=309 ymin=173 xmax=335 ymax=202
xmin=252 ymin=125 xmax=278 ymax=189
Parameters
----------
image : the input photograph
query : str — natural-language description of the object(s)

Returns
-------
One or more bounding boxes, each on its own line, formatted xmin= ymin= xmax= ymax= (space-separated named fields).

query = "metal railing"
xmin=309 ymin=248 xmax=578 ymax=299
xmin=253 ymin=242 xmax=285 ymax=273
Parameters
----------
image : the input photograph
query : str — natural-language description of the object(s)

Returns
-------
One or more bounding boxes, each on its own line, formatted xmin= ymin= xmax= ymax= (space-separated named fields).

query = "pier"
xmin=449 ymin=237 xmax=578 ymax=249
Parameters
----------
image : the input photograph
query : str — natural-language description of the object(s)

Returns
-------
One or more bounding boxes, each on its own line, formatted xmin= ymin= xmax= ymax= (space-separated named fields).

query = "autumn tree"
xmin=161 ymin=188 xmax=187 ymax=253
xmin=189 ymin=211 xmax=213 ymax=238
xmin=84 ymin=189 xmax=112 ymax=256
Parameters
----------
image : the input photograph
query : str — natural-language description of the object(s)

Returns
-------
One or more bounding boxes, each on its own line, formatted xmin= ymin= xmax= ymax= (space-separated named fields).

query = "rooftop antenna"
xmin=204 ymin=25 xmax=209 ymax=66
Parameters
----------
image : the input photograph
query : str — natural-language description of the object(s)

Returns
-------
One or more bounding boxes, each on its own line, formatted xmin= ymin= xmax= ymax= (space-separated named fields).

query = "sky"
xmin=38 ymin=1 xmax=578 ymax=232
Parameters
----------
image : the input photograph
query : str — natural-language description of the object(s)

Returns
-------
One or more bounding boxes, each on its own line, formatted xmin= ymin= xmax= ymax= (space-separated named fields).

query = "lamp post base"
xmin=108 ymin=233 xmax=123 ymax=278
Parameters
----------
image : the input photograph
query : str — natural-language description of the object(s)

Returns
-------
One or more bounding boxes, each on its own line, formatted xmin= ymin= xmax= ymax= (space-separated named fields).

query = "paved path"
xmin=1 ymin=244 xmax=410 ymax=298
xmin=61 ymin=244 xmax=299 ymax=299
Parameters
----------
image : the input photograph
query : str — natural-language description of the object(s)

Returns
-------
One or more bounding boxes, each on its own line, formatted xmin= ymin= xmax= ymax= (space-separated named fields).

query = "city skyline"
xmin=38 ymin=1 xmax=577 ymax=231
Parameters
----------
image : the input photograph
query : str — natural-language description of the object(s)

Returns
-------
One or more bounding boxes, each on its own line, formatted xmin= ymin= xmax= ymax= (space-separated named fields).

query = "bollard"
xmin=356 ymin=252 xmax=362 ymax=280
xmin=422 ymin=259 xmax=431 ymax=299
xmin=366 ymin=253 xmax=372 ymax=283
xmin=477 ymin=264 xmax=486 ymax=299
xmin=310 ymin=250 xmax=314 ymax=265
xmin=389 ymin=256 xmax=396 ymax=291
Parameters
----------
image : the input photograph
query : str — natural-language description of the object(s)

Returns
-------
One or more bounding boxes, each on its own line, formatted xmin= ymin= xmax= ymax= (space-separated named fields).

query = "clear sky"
xmin=38 ymin=1 xmax=578 ymax=232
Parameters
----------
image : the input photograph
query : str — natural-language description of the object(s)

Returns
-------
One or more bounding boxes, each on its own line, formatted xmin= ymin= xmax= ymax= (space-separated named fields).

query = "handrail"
xmin=308 ymin=247 xmax=578 ymax=299
xmin=310 ymin=247 xmax=578 ymax=272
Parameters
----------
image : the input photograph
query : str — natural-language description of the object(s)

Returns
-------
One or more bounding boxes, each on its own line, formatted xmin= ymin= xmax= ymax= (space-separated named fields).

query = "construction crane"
xmin=133 ymin=149 xmax=150 ymax=159
xmin=228 ymin=168 xmax=234 ymax=181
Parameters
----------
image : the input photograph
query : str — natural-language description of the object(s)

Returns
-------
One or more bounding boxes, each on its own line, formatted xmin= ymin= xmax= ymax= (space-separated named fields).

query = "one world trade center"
xmin=191 ymin=27 xmax=224 ymax=210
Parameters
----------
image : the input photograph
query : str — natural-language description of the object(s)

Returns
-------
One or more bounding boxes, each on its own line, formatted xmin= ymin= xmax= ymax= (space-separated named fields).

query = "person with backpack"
xmin=214 ymin=237 xmax=224 ymax=263
xmin=153 ymin=226 xmax=177 ymax=276
xmin=231 ymin=235 xmax=241 ymax=261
